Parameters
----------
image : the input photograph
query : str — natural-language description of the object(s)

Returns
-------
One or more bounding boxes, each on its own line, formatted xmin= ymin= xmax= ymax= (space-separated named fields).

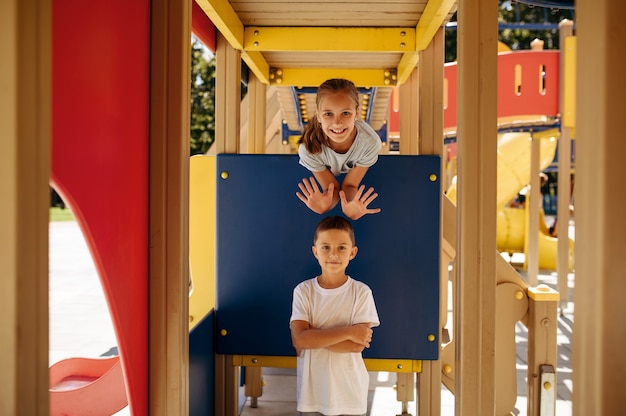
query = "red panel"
xmin=497 ymin=51 xmax=560 ymax=118
xmin=192 ymin=0 xmax=217 ymax=52
xmin=443 ymin=51 xmax=560 ymax=131
xmin=444 ymin=63 xmax=458 ymax=130
xmin=51 ymin=2 xmax=149 ymax=414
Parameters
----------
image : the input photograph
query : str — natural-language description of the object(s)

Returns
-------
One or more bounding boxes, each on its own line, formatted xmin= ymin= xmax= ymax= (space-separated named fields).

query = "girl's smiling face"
xmin=317 ymin=92 xmax=360 ymax=153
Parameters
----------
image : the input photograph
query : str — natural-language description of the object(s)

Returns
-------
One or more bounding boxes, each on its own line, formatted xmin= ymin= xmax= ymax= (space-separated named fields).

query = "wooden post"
xmin=455 ymin=0 xmax=498 ymax=414
xmin=526 ymin=134 xmax=541 ymax=286
xmin=557 ymin=19 xmax=574 ymax=313
xmin=574 ymin=2 xmax=626 ymax=415
xmin=246 ymin=73 xmax=267 ymax=154
xmin=416 ymin=26 xmax=445 ymax=416
xmin=526 ymin=286 xmax=558 ymax=416
xmin=0 ymin=0 xmax=51 ymax=414
xmin=214 ymin=32 xmax=242 ymax=415
xmin=215 ymin=33 xmax=242 ymax=154
xmin=149 ymin=0 xmax=191 ymax=414
xmin=399 ymin=67 xmax=419 ymax=155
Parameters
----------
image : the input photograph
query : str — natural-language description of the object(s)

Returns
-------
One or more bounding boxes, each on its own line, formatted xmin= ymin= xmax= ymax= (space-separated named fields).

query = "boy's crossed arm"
xmin=291 ymin=320 xmax=373 ymax=355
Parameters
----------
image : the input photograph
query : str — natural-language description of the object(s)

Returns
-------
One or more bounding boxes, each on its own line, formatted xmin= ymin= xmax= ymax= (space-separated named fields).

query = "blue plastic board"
xmin=216 ymin=154 xmax=440 ymax=360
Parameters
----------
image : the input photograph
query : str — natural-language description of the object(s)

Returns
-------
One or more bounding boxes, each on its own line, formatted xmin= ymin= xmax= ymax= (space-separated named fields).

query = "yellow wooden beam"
xmin=416 ymin=0 xmax=457 ymax=51
xmin=195 ymin=0 xmax=244 ymax=49
xmin=397 ymin=52 xmax=420 ymax=85
xmin=241 ymin=51 xmax=270 ymax=84
xmin=398 ymin=0 xmax=455 ymax=85
xmin=195 ymin=0 xmax=271 ymax=85
xmin=232 ymin=355 xmax=422 ymax=373
xmin=269 ymin=68 xmax=397 ymax=88
xmin=244 ymin=27 xmax=415 ymax=52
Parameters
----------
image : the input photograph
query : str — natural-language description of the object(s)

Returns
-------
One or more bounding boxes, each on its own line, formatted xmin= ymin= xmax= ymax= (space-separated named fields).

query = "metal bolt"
xmin=221 ymin=171 xmax=229 ymax=180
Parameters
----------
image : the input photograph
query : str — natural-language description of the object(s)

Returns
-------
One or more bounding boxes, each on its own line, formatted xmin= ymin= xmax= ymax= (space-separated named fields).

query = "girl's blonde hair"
xmin=300 ymin=79 xmax=360 ymax=154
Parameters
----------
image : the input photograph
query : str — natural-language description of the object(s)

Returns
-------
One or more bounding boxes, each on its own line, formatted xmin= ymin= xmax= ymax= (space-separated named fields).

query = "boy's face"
xmin=312 ymin=229 xmax=357 ymax=273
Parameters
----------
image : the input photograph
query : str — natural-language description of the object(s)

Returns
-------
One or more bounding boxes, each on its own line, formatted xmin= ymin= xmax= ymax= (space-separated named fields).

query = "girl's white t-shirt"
xmin=290 ymin=276 xmax=380 ymax=415
xmin=298 ymin=119 xmax=382 ymax=176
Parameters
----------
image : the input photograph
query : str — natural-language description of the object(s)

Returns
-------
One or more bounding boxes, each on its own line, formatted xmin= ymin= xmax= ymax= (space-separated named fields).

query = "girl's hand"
xmin=296 ymin=177 xmax=335 ymax=214
xmin=340 ymin=184 xmax=381 ymax=220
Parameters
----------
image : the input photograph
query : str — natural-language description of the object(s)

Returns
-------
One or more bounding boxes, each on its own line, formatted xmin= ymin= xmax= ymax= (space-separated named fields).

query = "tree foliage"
xmin=445 ymin=0 xmax=575 ymax=62
xmin=190 ymin=38 xmax=216 ymax=155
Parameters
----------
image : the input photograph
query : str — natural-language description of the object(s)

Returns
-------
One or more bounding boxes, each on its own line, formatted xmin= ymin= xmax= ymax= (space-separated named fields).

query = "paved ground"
xmin=49 ymin=220 xmax=574 ymax=415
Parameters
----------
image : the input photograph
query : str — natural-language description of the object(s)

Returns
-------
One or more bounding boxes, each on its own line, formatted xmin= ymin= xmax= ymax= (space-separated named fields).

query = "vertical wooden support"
xmin=557 ymin=20 xmax=574 ymax=313
xmin=574 ymin=2 xmax=626 ymax=415
xmin=247 ymin=73 xmax=267 ymax=154
xmin=149 ymin=0 xmax=191 ymax=414
xmin=215 ymin=33 xmax=241 ymax=154
xmin=399 ymin=67 xmax=419 ymax=154
xmin=417 ymin=27 xmax=445 ymax=416
xmin=244 ymin=367 xmax=263 ymax=407
xmin=526 ymin=135 xmax=541 ymax=286
xmin=495 ymin=282 xmax=529 ymax=414
xmin=214 ymin=354 xmax=240 ymax=416
xmin=397 ymin=372 xmax=415 ymax=414
xmin=214 ymin=32 xmax=242 ymax=415
xmin=455 ymin=0 xmax=498 ymax=414
xmin=0 ymin=1 xmax=51 ymax=414
xmin=526 ymin=286 xmax=558 ymax=416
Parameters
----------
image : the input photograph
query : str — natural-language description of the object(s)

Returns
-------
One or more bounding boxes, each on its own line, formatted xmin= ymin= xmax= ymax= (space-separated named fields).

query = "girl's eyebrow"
xmin=320 ymin=107 xmax=354 ymax=112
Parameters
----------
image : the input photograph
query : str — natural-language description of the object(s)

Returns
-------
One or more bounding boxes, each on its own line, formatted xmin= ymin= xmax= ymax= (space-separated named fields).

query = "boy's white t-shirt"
xmin=298 ymin=119 xmax=382 ymax=176
xmin=290 ymin=276 xmax=380 ymax=415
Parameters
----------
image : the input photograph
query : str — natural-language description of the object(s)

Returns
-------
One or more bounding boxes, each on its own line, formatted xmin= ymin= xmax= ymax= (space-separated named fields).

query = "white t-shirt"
xmin=298 ymin=119 xmax=382 ymax=176
xmin=290 ymin=276 xmax=380 ymax=415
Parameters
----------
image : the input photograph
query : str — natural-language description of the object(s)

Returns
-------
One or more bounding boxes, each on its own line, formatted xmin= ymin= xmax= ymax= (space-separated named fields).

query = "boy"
xmin=290 ymin=216 xmax=380 ymax=416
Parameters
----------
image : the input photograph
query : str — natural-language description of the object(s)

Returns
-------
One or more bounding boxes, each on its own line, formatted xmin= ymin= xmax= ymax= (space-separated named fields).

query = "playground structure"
xmin=46 ymin=44 xmax=574 ymax=415
xmin=185 ymin=45 xmax=572 ymax=415
xmin=51 ymin=7 xmax=573 ymax=416
xmin=8 ymin=1 xmax=607 ymax=416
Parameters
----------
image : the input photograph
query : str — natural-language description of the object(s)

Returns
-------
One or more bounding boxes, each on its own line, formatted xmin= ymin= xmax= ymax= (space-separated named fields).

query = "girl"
xmin=296 ymin=79 xmax=382 ymax=220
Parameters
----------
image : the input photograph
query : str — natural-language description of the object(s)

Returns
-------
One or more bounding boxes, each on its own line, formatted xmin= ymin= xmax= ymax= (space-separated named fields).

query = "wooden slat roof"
xmin=196 ymin=0 xmax=457 ymax=139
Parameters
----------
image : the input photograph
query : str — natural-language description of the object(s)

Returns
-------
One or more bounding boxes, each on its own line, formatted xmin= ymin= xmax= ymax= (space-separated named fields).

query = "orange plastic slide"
xmin=49 ymin=355 xmax=128 ymax=416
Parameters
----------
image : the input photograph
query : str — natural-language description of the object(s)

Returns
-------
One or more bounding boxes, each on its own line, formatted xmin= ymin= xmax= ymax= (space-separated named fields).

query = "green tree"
xmin=445 ymin=1 xmax=575 ymax=62
xmin=190 ymin=37 xmax=216 ymax=155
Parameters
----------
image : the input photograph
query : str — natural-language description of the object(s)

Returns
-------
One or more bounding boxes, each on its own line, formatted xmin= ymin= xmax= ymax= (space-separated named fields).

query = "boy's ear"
xmin=312 ymin=246 xmax=318 ymax=257
xmin=350 ymin=246 xmax=358 ymax=259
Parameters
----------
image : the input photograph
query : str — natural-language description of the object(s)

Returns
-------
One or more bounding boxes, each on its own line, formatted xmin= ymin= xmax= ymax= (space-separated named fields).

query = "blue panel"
xmin=189 ymin=312 xmax=214 ymax=415
xmin=216 ymin=154 xmax=440 ymax=360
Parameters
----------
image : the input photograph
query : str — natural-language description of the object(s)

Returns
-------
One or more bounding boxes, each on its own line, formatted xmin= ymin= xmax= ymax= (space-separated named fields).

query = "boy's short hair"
xmin=313 ymin=216 xmax=355 ymax=245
